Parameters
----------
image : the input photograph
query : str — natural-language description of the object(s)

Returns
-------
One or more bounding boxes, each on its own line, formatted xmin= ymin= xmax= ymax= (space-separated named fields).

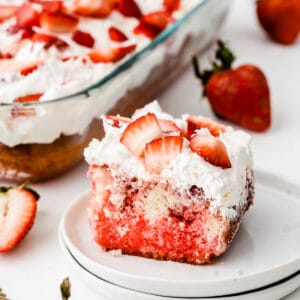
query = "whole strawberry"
xmin=256 ymin=0 xmax=300 ymax=45
xmin=193 ymin=40 xmax=271 ymax=132
xmin=0 ymin=184 xmax=39 ymax=252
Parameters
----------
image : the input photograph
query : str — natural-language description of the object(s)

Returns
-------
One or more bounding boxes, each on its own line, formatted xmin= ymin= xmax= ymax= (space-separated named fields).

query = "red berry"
xmin=256 ymin=0 xmax=300 ymax=45
xmin=144 ymin=136 xmax=183 ymax=174
xmin=190 ymin=134 xmax=231 ymax=169
xmin=117 ymin=0 xmax=142 ymax=18
xmin=72 ymin=30 xmax=95 ymax=48
xmin=0 ymin=185 xmax=39 ymax=252
xmin=108 ymin=26 xmax=128 ymax=42
xmin=193 ymin=41 xmax=271 ymax=132
xmin=120 ymin=113 xmax=163 ymax=157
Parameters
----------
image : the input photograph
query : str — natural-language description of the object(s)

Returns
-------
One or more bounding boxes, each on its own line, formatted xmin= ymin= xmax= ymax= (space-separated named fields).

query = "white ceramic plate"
xmin=59 ymin=170 xmax=300 ymax=297
xmin=59 ymin=230 xmax=300 ymax=300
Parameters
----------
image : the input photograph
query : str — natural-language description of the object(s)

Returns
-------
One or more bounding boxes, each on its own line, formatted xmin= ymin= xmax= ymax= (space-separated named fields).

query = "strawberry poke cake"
xmin=0 ymin=0 xmax=219 ymax=181
xmin=85 ymin=101 xmax=254 ymax=264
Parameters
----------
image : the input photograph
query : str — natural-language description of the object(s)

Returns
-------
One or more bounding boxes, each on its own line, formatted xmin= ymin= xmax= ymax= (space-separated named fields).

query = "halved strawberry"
xmin=190 ymin=134 xmax=231 ymax=169
xmin=73 ymin=0 xmax=116 ymax=17
xmin=16 ymin=3 xmax=40 ymax=28
xmin=31 ymin=33 xmax=69 ymax=50
xmin=40 ymin=11 xmax=79 ymax=33
xmin=14 ymin=93 xmax=43 ymax=103
xmin=158 ymin=119 xmax=181 ymax=135
xmin=72 ymin=30 xmax=95 ymax=48
xmin=108 ymin=26 xmax=128 ymax=42
xmin=163 ymin=0 xmax=180 ymax=13
xmin=142 ymin=11 xmax=172 ymax=30
xmin=0 ymin=5 xmax=19 ymax=23
xmin=187 ymin=116 xmax=226 ymax=138
xmin=144 ymin=136 xmax=183 ymax=174
xmin=0 ymin=184 xmax=39 ymax=252
xmin=120 ymin=112 xmax=163 ymax=157
xmin=88 ymin=44 xmax=136 ymax=63
xmin=103 ymin=115 xmax=131 ymax=128
xmin=117 ymin=0 xmax=142 ymax=18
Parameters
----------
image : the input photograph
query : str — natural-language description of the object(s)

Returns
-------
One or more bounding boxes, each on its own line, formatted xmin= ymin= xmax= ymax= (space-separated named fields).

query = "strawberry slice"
xmin=108 ymin=26 xmax=128 ymax=42
xmin=117 ymin=0 xmax=142 ymax=18
xmin=0 ymin=5 xmax=19 ymax=23
xmin=88 ymin=44 xmax=136 ymax=63
xmin=133 ymin=22 xmax=161 ymax=39
xmin=163 ymin=0 xmax=180 ymax=13
xmin=31 ymin=33 xmax=69 ymax=50
xmin=190 ymin=134 xmax=231 ymax=169
xmin=73 ymin=0 xmax=116 ymax=17
xmin=187 ymin=116 xmax=226 ymax=138
xmin=20 ymin=62 xmax=40 ymax=76
xmin=16 ymin=3 xmax=40 ymax=28
xmin=72 ymin=30 xmax=95 ymax=48
xmin=142 ymin=11 xmax=172 ymax=30
xmin=120 ymin=112 xmax=163 ymax=157
xmin=0 ymin=59 xmax=40 ymax=75
xmin=0 ymin=185 xmax=39 ymax=252
xmin=30 ymin=0 xmax=63 ymax=13
xmin=103 ymin=115 xmax=131 ymax=128
xmin=14 ymin=93 xmax=43 ymax=103
xmin=40 ymin=11 xmax=79 ymax=33
xmin=144 ymin=136 xmax=183 ymax=174
xmin=158 ymin=119 xmax=181 ymax=135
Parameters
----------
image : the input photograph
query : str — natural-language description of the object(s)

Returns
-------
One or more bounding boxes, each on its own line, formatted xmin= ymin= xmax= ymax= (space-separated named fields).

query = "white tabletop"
xmin=0 ymin=0 xmax=299 ymax=299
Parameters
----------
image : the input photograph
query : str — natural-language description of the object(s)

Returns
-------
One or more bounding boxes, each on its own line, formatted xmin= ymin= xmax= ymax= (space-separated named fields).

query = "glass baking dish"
xmin=0 ymin=0 xmax=231 ymax=182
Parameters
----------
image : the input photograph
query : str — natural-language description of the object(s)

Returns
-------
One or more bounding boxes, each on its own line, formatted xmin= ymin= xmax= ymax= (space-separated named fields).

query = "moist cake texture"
xmin=85 ymin=101 xmax=254 ymax=264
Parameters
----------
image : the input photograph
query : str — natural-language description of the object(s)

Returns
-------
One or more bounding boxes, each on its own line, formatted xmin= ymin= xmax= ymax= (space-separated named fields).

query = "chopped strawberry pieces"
xmin=163 ymin=0 xmax=180 ymax=13
xmin=72 ymin=30 xmax=95 ymax=48
xmin=88 ymin=44 xmax=136 ymax=63
xmin=108 ymin=26 xmax=128 ymax=42
xmin=32 ymin=33 xmax=69 ymax=50
xmin=16 ymin=3 xmax=40 ymax=28
xmin=187 ymin=116 xmax=226 ymax=138
xmin=73 ymin=0 xmax=117 ymax=17
xmin=190 ymin=134 xmax=231 ymax=169
xmin=0 ymin=5 xmax=19 ymax=23
xmin=133 ymin=22 xmax=160 ymax=39
xmin=142 ymin=11 xmax=172 ymax=30
xmin=31 ymin=0 xmax=63 ymax=13
xmin=158 ymin=119 xmax=181 ymax=135
xmin=117 ymin=0 xmax=142 ymax=18
xmin=120 ymin=112 xmax=163 ymax=157
xmin=144 ymin=136 xmax=183 ymax=174
xmin=103 ymin=115 xmax=131 ymax=128
xmin=40 ymin=11 xmax=79 ymax=33
xmin=20 ymin=62 xmax=40 ymax=75
xmin=0 ymin=185 xmax=38 ymax=252
xmin=14 ymin=93 xmax=43 ymax=103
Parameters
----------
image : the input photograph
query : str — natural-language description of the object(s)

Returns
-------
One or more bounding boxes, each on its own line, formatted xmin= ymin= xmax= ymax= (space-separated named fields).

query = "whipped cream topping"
xmin=0 ymin=0 xmax=201 ymax=103
xmin=0 ymin=0 xmax=204 ymax=147
xmin=85 ymin=101 xmax=253 ymax=219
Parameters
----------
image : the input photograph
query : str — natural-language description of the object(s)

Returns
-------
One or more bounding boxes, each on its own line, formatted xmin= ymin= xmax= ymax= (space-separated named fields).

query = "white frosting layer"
xmin=0 ymin=0 xmax=204 ymax=146
xmin=85 ymin=101 xmax=253 ymax=219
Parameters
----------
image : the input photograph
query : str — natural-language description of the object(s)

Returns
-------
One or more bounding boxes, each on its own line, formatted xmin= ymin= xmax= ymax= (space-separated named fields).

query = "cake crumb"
xmin=109 ymin=249 xmax=122 ymax=257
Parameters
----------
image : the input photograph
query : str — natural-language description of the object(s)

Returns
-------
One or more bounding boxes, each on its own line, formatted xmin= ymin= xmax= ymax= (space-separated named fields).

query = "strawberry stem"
xmin=192 ymin=40 xmax=235 ymax=96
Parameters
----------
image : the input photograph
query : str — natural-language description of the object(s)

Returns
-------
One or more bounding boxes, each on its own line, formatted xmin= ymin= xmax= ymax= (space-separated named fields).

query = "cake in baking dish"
xmin=84 ymin=101 xmax=254 ymax=264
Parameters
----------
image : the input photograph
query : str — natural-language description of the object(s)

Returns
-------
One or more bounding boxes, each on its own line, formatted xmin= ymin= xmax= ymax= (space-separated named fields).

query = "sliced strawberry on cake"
xmin=85 ymin=101 xmax=254 ymax=265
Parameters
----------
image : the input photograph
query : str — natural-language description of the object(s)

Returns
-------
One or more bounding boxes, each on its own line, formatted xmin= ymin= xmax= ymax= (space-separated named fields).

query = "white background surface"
xmin=0 ymin=0 xmax=299 ymax=299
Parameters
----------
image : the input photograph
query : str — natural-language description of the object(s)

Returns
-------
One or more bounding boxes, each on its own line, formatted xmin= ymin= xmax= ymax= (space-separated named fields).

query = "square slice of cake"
xmin=84 ymin=101 xmax=254 ymax=264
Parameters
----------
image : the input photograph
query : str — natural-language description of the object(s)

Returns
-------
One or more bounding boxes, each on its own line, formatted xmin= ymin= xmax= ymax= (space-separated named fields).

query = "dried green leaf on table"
xmin=60 ymin=277 xmax=71 ymax=300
